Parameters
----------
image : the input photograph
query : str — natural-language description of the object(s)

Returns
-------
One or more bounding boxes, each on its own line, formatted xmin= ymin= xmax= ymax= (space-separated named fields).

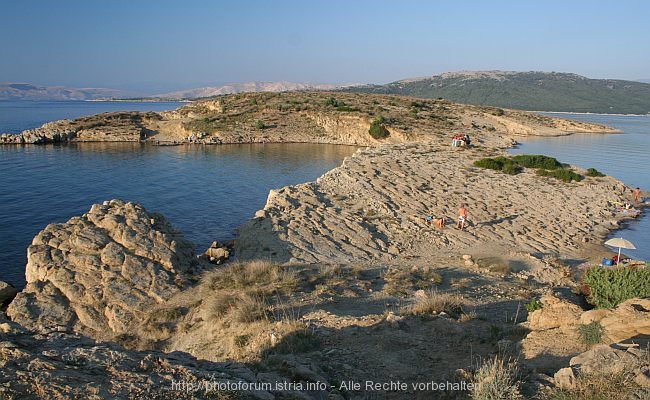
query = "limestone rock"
xmin=552 ymin=344 xmax=648 ymax=390
xmin=204 ymin=241 xmax=231 ymax=264
xmin=0 ymin=280 xmax=18 ymax=305
xmin=553 ymin=367 xmax=576 ymax=389
xmin=569 ymin=344 xmax=639 ymax=376
xmin=0 ymin=326 xmax=284 ymax=400
xmin=579 ymin=298 xmax=650 ymax=344
xmin=7 ymin=200 xmax=203 ymax=339
xmin=527 ymin=294 xmax=583 ymax=330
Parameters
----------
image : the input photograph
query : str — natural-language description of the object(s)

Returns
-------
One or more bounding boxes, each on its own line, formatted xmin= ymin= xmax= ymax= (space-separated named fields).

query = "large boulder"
xmin=7 ymin=200 xmax=203 ymax=339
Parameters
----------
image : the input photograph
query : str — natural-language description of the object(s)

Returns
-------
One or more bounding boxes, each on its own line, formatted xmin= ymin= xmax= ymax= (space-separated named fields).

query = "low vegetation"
xmin=511 ymin=154 xmax=562 ymax=169
xmin=369 ymin=117 xmax=390 ymax=139
xmin=585 ymin=167 xmax=606 ymax=177
xmin=383 ymin=266 xmax=442 ymax=296
xmin=474 ymin=154 xmax=601 ymax=182
xmin=404 ymin=290 xmax=464 ymax=316
xmin=577 ymin=322 xmax=604 ymax=346
xmin=536 ymin=168 xmax=583 ymax=182
xmin=525 ymin=298 xmax=542 ymax=313
xmin=581 ymin=264 xmax=650 ymax=308
xmin=471 ymin=356 xmax=522 ymax=400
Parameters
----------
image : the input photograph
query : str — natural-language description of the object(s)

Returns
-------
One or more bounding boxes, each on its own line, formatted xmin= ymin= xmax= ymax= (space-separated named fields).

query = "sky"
xmin=1 ymin=0 xmax=649 ymax=94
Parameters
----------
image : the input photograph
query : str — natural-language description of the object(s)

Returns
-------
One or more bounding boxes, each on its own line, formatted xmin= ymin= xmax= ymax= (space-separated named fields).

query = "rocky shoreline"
xmin=0 ymin=91 xmax=619 ymax=146
xmin=1 ymin=92 xmax=648 ymax=399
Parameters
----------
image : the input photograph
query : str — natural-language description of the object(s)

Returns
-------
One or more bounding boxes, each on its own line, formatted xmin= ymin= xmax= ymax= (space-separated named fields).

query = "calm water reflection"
xmin=0 ymin=142 xmax=358 ymax=287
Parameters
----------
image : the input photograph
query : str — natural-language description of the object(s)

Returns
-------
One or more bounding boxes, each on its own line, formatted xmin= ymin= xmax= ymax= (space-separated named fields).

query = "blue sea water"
xmin=508 ymin=113 xmax=650 ymax=262
xmin=0 ymin=100 xmax=186 ymax=134
xmin=0 ymin=101 xmax=358 ymax=288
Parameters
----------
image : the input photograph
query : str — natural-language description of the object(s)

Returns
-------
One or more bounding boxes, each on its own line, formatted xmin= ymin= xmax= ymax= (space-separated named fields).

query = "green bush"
xmin=473 ymin=157 xmax=521 ymax=174
xmin=255 ymin=120 xmax=266 ymax=129
xmin=577 ymin=322 xmax=603 ymax=346
xmin=502 ymin=161 xmax=522 ymax=175
xmin=536 ymin=168 xmax=583 ymax=182
xmin=585 ymin=167 xmax=606 ymax=177
xmin=582 ymin=265 xmax=650 ymax=309
xmin=369 ymin=119 xmax=389 ymax=139
xmin=512 ymin=154 xmax=562 ymax=169
xmin=525 ymin=298 xmax=542 ymax=312
xmin=474 ymin=157 xmax=504 ymax=171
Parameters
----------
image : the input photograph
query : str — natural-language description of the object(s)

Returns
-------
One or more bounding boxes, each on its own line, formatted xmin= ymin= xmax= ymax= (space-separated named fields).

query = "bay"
xmin=0 ymin=100 xmax=357 ymax=288
xmin=508 ymin=113 xmax=650 ymax=262
xmin=0 ymin=142 xmax=357 ymax=288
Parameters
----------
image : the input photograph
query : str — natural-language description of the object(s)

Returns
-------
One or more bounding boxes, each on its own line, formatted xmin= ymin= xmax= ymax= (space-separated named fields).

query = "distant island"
xmin=5 ymin=71 xmax=650 ymax=114
xmin=342 ymin=71 xmax=650 ymax=115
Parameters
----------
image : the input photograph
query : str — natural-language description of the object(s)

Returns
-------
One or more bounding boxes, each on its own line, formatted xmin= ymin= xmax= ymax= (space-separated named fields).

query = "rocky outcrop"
xmin=7 ymin=199 xmax=204 ymax=339
xmin=0 ymin=112 xmax=161 ymax=144
xmin=0 ymin=320 xmax=289 ymax=400
xmin=553 ymin=344 xmax=649 ymax=390
xmin=0 ymin=280 xmax=18 ymax=306
xmin=580 ymin=298 xmax=650 ymax=344
xmin=527 ymin=294 xmax=584 ymax=331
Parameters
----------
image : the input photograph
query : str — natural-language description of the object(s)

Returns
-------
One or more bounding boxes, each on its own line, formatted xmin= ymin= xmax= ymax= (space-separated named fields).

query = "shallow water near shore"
xmin=0 ymin=142 xmax=358 ymax=288
xmin=509 ymin=113 xmax=650 ymax=262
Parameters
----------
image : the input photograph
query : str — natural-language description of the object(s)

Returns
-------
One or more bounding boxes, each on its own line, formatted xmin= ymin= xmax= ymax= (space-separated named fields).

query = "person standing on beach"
xmin=457 ymin=204 xmax=468 ymax=230
xmin=633 ymin=187 xmax=641 ymax=203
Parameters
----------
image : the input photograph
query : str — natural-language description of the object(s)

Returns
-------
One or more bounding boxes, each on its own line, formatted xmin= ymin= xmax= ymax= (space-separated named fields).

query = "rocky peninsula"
xmin=1 ymin=92 xmax=648 ymax=399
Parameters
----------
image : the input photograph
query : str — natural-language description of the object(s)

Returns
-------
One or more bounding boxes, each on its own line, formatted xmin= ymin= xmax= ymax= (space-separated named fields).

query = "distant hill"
xmin=151 ymin=81 xmax=355 ymax=100
xmin=342 ymin=71 xmax=650 ymax=114
xmin=0 ymin=83 xmax=135 ymax=101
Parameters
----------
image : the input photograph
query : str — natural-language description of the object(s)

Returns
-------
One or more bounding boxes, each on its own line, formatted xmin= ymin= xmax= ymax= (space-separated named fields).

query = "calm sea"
xmin=509 ymin=113 xmax=650 ymax=262
xmin=0 ymin=100 xmax=186 ymax=134
xmin=0 ymin=101 xmax=357 ymax=288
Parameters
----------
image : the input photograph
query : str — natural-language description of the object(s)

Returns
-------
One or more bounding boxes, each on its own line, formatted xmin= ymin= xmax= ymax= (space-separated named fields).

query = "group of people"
xmin=451 ymin=134 xmax=471 ymax=147
xmin=425 ymin=204 xmax=469 ymax=230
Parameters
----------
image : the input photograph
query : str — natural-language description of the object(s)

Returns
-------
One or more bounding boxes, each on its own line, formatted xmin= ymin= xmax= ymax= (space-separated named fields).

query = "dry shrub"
xmin=472 ymin=356 xmax=522 ymax=400
xmin=204 ymin=291 xmax=239 ymax=318
xmin=405 ymin=290 xmax=464 ymax=316
xmin=230 ymin=294 xmax=269 ymax=323
xmin=208 ymin=260 xmax=298 ymax=295
xmin=384 ymin=266 xmax=443 ymax=296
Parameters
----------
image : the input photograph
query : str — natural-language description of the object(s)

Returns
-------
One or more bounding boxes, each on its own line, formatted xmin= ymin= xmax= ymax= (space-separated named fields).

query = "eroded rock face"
xmin=7 ymin=200 xmax=203 ymax=338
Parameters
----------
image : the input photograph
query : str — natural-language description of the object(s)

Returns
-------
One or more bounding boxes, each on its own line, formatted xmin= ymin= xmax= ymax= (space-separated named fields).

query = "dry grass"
xmin=404 ymin=290 xmax=464 ymax=316
xmin=230 ymin=294 xmax=269 ymax=323
xmin=383 ymin=266 xmax=443 ymax=296
xmin=206 ymin=260 xmax=298 ymax=295
xmin=471 ymin=356 xmax=522 ymax=400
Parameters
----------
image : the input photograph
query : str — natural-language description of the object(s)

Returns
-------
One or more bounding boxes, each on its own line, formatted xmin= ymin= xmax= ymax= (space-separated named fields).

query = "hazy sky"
xmin=1 ymin=0 xmax=649 ymax=93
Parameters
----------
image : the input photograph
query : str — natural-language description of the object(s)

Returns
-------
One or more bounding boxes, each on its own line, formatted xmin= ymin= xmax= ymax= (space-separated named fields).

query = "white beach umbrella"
xmin=604 ymin=237 xmax=636 ymax=265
